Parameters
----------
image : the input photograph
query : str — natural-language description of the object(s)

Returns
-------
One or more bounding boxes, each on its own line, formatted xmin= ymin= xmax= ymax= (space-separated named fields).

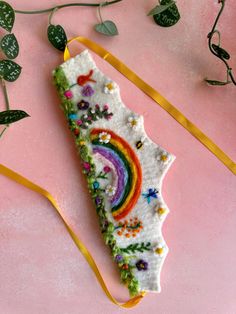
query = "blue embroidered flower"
xmin=93 ymin=181 xmax=100 ymax=189
xmin=68 ymin=113 xmax=77 ymax=120
xmin=142 ymin=188 xmax=158 ymax=204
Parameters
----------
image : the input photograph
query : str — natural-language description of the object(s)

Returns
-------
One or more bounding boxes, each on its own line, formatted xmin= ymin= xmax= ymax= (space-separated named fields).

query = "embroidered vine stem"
xmin=206 ymin=0 xmax=236 ymax=86
xmin=14 ymin=1 xmax=123 ymax=14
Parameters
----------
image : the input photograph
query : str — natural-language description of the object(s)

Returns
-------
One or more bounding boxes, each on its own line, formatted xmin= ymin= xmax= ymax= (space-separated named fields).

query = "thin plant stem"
xmin=0 ymin=126 xmax=8 ymax=139
xmin=207 ymin=0 xmax=236 ymax=85
xmin=1 ymin=79 xmax=10 ymax=111
xmin=14 ymin=0 xmax=122 ymax=14
xmin=48 ymin=7 xmax=58 ymax=25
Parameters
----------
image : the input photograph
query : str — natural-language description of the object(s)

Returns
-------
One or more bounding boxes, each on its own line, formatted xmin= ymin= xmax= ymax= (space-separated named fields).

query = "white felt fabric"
xmin=60 ymin=50 xmax=175 ymax=292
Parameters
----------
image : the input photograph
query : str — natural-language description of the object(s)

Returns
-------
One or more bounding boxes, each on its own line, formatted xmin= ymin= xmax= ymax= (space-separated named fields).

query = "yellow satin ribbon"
xmin=0 ymin=163 xmax=146 ymax=308
xmin=64 ymin=36 xmax=236 ymax=175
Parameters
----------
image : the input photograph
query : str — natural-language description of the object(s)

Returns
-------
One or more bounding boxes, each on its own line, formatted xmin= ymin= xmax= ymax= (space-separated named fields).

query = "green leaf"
xmin=211 ymin=44 xmax=230 ymax=60
xmin=0 ymin=33 xmax=19 ymax=59
xmin=205 ymin=79 xmax=231 ymax=86
xmin=94 ymin=20 xmax=118 ymax=36
xmin=148 ymin=1 xmax=175 ymax=16
xmin=0 ymin=110 xmax=29 ymax=125
xmin=47 ymin=24 xmax=67 ymax=51
xmin=153 ymin=0 xmax=180 ymax=27
xmin=0 ymin=60 xmax=21 ymax=82
xmin=0 ymin=1 xmax=15 ymax=32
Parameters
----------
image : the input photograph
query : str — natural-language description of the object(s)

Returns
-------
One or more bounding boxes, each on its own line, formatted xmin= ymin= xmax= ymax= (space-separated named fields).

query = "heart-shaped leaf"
xmin=0 ymin=110 xmax=29 ymax=125
xmin=148 ymin=1 xmax=175 ymax=16
xmin=211 ymin=44 xmax=230 ymax=60
xmin=153 ymin=0 xmax=180 ymax=27
xmin=0 ymin=33 xmax=19 ymax=59
xmin=0 ymin=60 xmax=21 ymax=82
xmin=0 ymin=1 xmax=15 ymax=32
xmin=205 ymin=79 xmax=231 ymax=86
xmin=94 ymin=20 xmax=118 ymax=36
xmin=47 ymin=24 xmax=67 ymax=51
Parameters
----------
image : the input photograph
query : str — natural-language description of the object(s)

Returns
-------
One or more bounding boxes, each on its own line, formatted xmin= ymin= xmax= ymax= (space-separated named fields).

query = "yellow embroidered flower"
xmin=157 ymin=151 xmax=171 ymax=164
xmin=156 ymin=206 xmax=166 ymax=216
xmin=153 ymin=243 xmax=165 ymax=257
xmin=99 ymin=131 xmax=111 ymax=144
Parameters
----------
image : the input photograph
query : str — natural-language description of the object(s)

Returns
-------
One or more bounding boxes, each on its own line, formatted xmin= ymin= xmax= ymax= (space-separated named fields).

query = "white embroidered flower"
xmin=127 ymin=116 xmax=139 ymax=130
xmin=105 ymin=184 xmax=116 ymax=197
xmin=104 ymin=82 xmax=116 ymax=94
xmin=153 ymin=243 xmax=166 ymax=257
xmin=83 ymin=114 xmax=88 ymax=119
xmin=91 ymin=109 xmax=95 ymax=114
xmin=157 ymin=151 xmax=171 ymax=164
xmin=99 ymin=132 xmax=111 ymax=144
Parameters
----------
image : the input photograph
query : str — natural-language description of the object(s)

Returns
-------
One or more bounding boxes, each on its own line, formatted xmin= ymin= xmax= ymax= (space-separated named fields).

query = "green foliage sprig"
xmin=148 ymin=0 xmax=180 ymax=27
xmin=205 ymin=0 xmax=235 ymax=86
xmin=120 ymin=242 xmax=151 ymax=254
xmin=0 ymin=1 xmax=29 ymax=139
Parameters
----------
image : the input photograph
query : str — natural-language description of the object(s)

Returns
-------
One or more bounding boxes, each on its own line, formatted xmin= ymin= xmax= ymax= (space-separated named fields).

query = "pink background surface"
xmin=0 ymin=1 xmax=236 ymax=313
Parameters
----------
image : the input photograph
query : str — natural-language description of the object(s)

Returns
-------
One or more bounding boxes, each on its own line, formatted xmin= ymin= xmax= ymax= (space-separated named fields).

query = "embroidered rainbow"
xmin=90 ymin=128 xmax=142 ymax=221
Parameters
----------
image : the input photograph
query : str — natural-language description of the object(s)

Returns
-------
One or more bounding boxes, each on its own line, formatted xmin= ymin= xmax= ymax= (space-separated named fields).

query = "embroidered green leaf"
xmin=0 ymin=110 xmax=29 ymax=125
xmin=47 ymin=24 xmax=67 ymax=51
xmin=120 ymin=242 xmax=151 ymax=254
xmin=0 ymin=60 xmax=21 ymax=82
xmin=211 ymin=44 xmax=230 ymax=60
xmin=0 ymin=1 xmax=15 ymax=32
xmin=205 ymin=79 xmax=231 ymax=86
xmin=153 ymin=0 xmax=180 ymax=27
xmin=148 ymin=1 xmax=175 ymax=16
xmin=94 ymin=20 xmax=118 ymax=36
xmin=0 ymin=33 xmax=19 ymax=59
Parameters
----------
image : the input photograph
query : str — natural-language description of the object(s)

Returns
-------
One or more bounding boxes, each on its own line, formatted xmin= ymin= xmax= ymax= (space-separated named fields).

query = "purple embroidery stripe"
xmin=93 ymin=146 xmax=128 ymax=206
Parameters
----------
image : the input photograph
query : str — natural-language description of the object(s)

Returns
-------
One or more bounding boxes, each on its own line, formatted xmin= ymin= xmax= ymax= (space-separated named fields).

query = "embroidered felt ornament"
xmin=53 ymin=50 xmax=175 ymax=296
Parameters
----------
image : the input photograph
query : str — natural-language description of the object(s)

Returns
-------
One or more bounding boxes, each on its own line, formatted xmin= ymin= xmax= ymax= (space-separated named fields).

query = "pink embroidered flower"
xmin=103 ymin=166 xmax=111 ymax=173
xmin=77 ymin=119 xmax=83 ymax=126
xmin=81 ymin=84 xmax=95 ymax=97
xmin=103 ymin=104 xmax=109 ymax=111
xmin=64 ymin=90 xmax=73 ymax=99
xmin=83 ymin=162 xmax=91 ymax=171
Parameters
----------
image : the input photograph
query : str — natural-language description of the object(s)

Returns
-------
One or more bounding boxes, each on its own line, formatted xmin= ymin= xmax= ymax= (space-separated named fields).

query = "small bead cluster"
xmin=116 ymin=217 xmax=143 ymax=238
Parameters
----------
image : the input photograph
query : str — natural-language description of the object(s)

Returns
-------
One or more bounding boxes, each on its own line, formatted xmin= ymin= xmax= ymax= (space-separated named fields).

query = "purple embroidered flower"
xmin=81 ymin=84 xmax=95 ymax=97
xmin=136 ymin=259 xmax=148 ymax=271
xmin=103 ymin=166 xmax=111 ymax=173
xmin=83 ymin=162 xmax=91 ymax=172
xmin=77 ymin=100 xmax=90 ymax=110
xmin=64 ymin=90 xmax=73 ymax=99
xmin=95 ymin=196 xmax=102 ymax=206
xmin=115 ymin=254 xmax=123 ymax=263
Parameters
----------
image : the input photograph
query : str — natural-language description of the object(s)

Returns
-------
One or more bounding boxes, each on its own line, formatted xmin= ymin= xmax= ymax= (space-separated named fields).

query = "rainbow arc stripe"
xmin=90 ymin=129 xmax=142 ymax=220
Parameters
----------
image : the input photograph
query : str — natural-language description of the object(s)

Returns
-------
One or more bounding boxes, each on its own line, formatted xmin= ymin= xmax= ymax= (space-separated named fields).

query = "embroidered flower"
xmin=77 ymin=119 xmax=83 ymax=126
xmin=103 ymin=166 xmax=111 ymax=173
xmin=64 ymin=90 xmax=73 ymax=99
xmin=68 ymin=113 xmax=77 ymax=120
xmin=77 ymin=100 xmax=90 ymax=110
xmin=127 ymin=116 xmax=139 ymax=130
xmin=153 ymin=243 xmax=165 ymax=257
xmin=156 ymin=206 xmax=167 ymax=218
xmin=99 ymin=132 xmax=111 ymax=144
xmin=95 ymin=196 xmax=102 ymax=206
xmin=104 ymin=82 xmax=116 ymax=94
xmin=136 ymin=259 xmax=148 ymax=271
xmin=83 ymin=162 xmax=91 ymax=172
xmin=105 ymin=184 xmax=116 ymax=197
xmin=115 ymin=254 xmax=123 ymax=263
xmin=81 ymin=84 xmax=95 ymax=97
xmin=93 ymin=181 xmax=100 ymax=189
xmin=103 ymin=104 xmax=109 ymax=111
xmin=157 ymin=152 xmax=171 ymax=164
xmin=142 ymin=188 xmax=158 ymax=204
